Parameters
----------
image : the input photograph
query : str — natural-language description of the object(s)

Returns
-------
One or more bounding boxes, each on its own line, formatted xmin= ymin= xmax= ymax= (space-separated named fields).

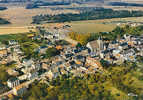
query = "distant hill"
xmin=0 ymin=0 xmax=104 ymax=3
xmin=1 ymin=0 xmax=143 ymax=5
xmin=108 ymin=2 xmax=143 ymax=7
xmin=0 ymin=0 xmax=31 ymax=3
xmin=106 ymin=0 xmax=143 ymax=3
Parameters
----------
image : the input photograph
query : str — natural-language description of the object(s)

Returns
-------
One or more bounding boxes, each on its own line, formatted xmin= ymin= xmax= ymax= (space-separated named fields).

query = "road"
xmin=0 ymin=90 xmax=13 ymax=99
xmin=0 ymin=77 xmax=36 ymax=99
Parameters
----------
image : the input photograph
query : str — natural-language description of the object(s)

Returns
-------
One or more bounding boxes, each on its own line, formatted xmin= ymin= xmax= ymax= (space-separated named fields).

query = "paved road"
xmin=0 ymin=90 xmax=13 ymax=99
xmin=64 ymin=37 xmax=78 ymax=45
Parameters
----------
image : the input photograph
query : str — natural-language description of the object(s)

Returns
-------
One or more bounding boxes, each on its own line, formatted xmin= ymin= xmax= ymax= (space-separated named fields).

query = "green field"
xmin=67 ymin=21 xmax=116 ymax=33
xmin=0 ymin=33 xmax=24 ymax=41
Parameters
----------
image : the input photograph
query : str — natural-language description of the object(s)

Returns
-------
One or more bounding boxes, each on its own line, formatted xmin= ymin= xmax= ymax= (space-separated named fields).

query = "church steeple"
xmin=97 ymin=36 xmax=104 ymax=52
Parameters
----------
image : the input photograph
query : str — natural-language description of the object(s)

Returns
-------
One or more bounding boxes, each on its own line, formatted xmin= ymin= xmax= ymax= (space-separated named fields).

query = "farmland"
xmin=1 ymin=6 xmax=143 ymax=34
xmin=0 ymin=26 xmax=35 ymax=34
xmin=0 ymin=6 xmax=78 ymax=27
xmin=1 ymin=17 xmax=143 ymax=34
xmin=0 ymin=6 xmax=78 ymax=34
xmin=65 ymin=16 xmax=143 ymax=33
xmin=67 ymin=20 xmax=116 ymax=33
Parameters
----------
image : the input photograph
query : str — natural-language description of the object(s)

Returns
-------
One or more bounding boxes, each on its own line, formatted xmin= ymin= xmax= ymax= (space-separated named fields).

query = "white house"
xmin=18 ymin=74 xmax=28 ymax=80
xmin=27 ymin=71 xmax=38 ymax=80
xmin=7 ymin=78 xmax=20 ymax=88
xmin=9 ymin=40 xmax=18 ymax=45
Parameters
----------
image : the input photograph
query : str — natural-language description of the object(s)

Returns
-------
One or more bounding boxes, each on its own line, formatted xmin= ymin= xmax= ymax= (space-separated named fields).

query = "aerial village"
xmin=0 ymin=24 xmax=143 ymax=99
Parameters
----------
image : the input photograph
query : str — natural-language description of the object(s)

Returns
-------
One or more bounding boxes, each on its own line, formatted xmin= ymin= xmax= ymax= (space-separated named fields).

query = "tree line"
xmin=109 ymin=2 xmax=143 ymax=7
xmin=0 ymin=7 xmax=7 ymax=10
xmin=0 ymin=18 xmax=10 ymax=25
xmin=32 ymin=8 xmax=143 ymax=24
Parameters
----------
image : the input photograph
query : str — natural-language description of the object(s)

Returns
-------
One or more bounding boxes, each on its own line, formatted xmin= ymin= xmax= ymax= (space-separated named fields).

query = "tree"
xmin=45 ymin=48 xmax=60 ymax=58
xmin=76 ymin=43 xmax=82 ymax=48
xmin=0 ymin=67 xmax=11 ymax=82
xmin=100 ymin=59 xmax=109 ymax=68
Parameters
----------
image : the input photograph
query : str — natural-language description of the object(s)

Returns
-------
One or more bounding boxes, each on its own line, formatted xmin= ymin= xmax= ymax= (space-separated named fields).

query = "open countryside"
xmin=1 ymin=5 xmax=143 ymax=34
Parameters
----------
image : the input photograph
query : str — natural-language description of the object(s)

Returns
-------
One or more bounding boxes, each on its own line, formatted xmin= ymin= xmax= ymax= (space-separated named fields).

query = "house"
xmin=63 ymin=53 xmax=73 ymax=60
xmin=13 ymin=47 xmax=23 ymax=54
xmin=100 ymin=49 xmax=111 ymax=59
xmin=108 ymin=41 xmax=119 ymax=49
xmin=22 ymin=59 xmax=34 ymax=67
xmin=7 ymin=69 xmax=19 ymax=76
xmin=9 ymin=40 xmax=18 ymax=45
xmin=37 ymin=46 xmax=48 ymax=54
xmin=44 ymin=33 xmax=53 ymax=39
xmin=74 ymin=55 xmax=86 ymax=66
xmin=112 ymin=49 xmax=121 ymax=56
xmin=124 ymin=34 xmax=131 ymax=41
xmin=13 ymin=83 xmax=27 ymax=96
xmin=7 ymin=53 xmax=20 ymax=63
xmin=0 ymin=49 xmax=7 ymax=57
xmin=22 ymin=59 xmax=36 ymax=72
xmin=18 ymin=74 xmax=28 ymax=80
xmin=35 ymin=63 xmax=41 ymax=71
xmin=0 ymin=59 xmax=7 ymax=65
xmin=118 ymin=43 xmax=128 ymax=50
xmin=56 ymin=45 xmax=63 ymax=50
xmin=86 ymin=38 xmax=104 ymax=55
xmin=42 ymin=63 xmax=49 ymax=70
xmin=46 ymin=70 xmax=54 ymax=80
xmin=0 ymin=44 xmax=6 ymax=50
xmin=7 ymin=78 xmax=20 ymax=88
xmin=72 ymin=48 xmax=80 ymax=54
xmin=21 ymin=66 xmax=35 ymax=74
xmin=86 ymin=57 xmax=102 ymax=70
xmin=122 ymin=49 xmax=136 ymax=61
xmin=27 ymin=71 xmax=38 ymax=80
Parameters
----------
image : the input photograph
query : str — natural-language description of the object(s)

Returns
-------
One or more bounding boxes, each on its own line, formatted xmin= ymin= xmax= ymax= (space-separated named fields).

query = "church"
xmin=86 ymin=37 xmax=105 ymax=56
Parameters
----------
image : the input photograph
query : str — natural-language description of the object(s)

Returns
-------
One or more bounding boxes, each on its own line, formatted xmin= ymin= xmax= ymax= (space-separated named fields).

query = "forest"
xmin=0 ymin=18 xmax=10 ymax=25
xmin=32 ymin=8 xmax=143 ymax=24
xmin=0 ymin=7 xmax=7 ymax=10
